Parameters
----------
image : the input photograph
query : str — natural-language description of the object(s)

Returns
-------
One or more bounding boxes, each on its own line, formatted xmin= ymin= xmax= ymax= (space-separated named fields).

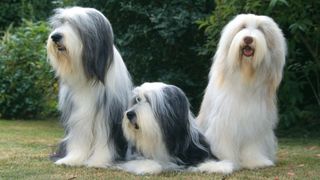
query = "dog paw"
xmin=55 ymin=156 xmax=85 ymax=166
xmin=197 ymin=160 xmax=235 ymax=174
xmin=242 ymin=158 xmax=274 ymax=169
xmin=120 ymin=159 xmax=163 ymax=175
xmin=86 ymin=159 xmax=111 ymax=168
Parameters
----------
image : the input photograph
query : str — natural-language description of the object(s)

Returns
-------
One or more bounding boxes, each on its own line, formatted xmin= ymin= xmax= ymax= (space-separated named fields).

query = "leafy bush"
xmin=198 ymin=0 xmax=320 ymax=130
xmin=0 ymin=0 xmax=55 ymax=35
xmin=0 ymin=20 xmax=57 ymax=119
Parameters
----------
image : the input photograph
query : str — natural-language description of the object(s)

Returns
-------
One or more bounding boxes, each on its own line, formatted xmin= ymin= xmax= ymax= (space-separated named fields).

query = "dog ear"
xmin=260 ymin=17 xmax=286 ymax=89
xmin=149 ymin=86 xmax=191 ymax=155
xmin=77 ymin=10 xmax=114 ymax=83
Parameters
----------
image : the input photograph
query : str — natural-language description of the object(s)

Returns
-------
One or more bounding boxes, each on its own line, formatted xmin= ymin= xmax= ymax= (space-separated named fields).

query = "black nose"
xmin=244 ymin=36 xmax=253 ymax=44
xmin=126 ymin=111 xmax=136 ymax=121
xmin=51 ymin=33 xmax=63 ymax=42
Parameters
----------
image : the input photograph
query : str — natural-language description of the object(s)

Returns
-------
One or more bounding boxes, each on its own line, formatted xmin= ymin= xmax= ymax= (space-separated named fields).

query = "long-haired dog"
xmin=197 ymin=14 xmax=286 ymax=170
xmin=121 ymin=82 xmax=234 ymax=174
xmin=47 ymin=7 xmax=132 ymax=167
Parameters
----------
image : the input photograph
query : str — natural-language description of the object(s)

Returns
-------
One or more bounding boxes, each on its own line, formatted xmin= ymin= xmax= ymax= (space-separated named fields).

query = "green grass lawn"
xmin=0 ymin=120 xmax=319 ymax=180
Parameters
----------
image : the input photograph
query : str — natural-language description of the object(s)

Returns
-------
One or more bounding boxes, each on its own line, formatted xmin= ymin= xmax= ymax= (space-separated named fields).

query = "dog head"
xmin=122 ymin=82 xmax=193 ymax=160
xmin=214 ymin=14 xmax=286 ymax=86
xmin=47 ymin=7 xmax=114 ymax=83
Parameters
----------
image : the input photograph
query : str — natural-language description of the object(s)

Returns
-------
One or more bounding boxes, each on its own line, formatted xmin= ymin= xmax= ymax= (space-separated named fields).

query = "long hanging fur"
xmin=47 ymin=7 xmax=132 ymax=167
xmin=121 ymin=82 xmax=234 ymax=174
xmin=197 ymin=14 xmax=286 ymax=170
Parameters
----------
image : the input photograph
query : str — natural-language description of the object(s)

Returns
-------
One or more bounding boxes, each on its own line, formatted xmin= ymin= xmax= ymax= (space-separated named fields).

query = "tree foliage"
xmin=0 ymin=0 xmax=55 ymax=35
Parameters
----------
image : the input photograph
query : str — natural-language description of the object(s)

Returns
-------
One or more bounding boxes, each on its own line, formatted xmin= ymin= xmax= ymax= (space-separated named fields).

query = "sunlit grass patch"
xmin=0 ymin=120 xmax=319 ymax=179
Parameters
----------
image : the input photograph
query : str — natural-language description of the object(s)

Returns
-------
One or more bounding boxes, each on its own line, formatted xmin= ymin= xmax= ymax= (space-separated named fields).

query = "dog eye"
xmin=135 ymin=97 xmax=141 ymax=103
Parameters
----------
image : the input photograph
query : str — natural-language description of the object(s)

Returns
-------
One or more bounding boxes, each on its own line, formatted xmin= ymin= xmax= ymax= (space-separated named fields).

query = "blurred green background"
xmin=0 ymin=0 xmax=319 ymax=137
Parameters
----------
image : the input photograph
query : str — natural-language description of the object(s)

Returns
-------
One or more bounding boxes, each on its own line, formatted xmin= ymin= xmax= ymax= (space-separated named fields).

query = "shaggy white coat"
xmin=121 ymin=82 xmax=234 ymax=174
xmin=197 ymin=14 xmax=286 ymax=170
xmin=47 ymin=7 xmax=132 ymax=167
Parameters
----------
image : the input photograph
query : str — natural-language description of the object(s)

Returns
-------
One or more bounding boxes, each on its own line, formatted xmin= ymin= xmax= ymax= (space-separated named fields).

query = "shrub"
xmin=0 ymin=0 xmax=55 ymax=35
xmin=0 ymin=20 xmax=57 ymax=119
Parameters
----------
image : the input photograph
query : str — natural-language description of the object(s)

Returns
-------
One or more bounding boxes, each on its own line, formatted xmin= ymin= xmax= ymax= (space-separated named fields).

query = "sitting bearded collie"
xmin=47 ymin=7 xmax=132 ymax=167
xmin=197 ymin=14 xmax=286 ymax=170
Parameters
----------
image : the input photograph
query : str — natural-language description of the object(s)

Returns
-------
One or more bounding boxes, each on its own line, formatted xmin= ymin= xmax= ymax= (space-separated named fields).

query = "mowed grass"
xmin=0 ymin=120 xmax=319 ymax=180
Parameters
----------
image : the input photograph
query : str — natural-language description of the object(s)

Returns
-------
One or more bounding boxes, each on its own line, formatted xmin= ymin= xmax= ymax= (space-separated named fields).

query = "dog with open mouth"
xmin=197 ymin=14 xmax=286 ymax=170
xmin=47 ymin=7 xmax=132 ymax=168
xmin=120 ymin=82 xmax=234 ymax=175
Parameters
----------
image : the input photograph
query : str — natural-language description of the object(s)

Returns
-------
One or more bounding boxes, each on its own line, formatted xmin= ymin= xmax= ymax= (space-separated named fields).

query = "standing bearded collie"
xmin=47 ymin=7 xmax=132 ymax=167
xmin=121 ymin=82 xmax=234 ymax=174
xmin=197 ymin=14 xmax=286 ymax=170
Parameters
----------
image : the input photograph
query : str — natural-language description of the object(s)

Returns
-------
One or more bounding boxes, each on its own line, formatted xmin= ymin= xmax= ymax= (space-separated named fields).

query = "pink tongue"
xmin=243 ymin=48 xmax=253 ymax=57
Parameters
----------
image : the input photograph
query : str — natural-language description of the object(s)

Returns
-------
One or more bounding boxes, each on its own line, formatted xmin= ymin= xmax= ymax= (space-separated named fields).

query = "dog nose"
xmin=244 ymin=36 xmax=253 ymax=44
xmin=51 ymin=33 xmax=63 ymax=42
xmin=126 ymin=111 xmax=136 ymax=121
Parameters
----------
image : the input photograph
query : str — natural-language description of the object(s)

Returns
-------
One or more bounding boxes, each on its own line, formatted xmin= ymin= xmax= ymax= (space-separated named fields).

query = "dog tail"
xmin=192 ymin=160 xmax=235 ymax=174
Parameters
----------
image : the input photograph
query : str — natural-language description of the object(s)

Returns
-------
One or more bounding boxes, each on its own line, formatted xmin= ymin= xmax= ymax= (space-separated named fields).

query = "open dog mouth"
xmin=242 ymin=46 xmax=254 ymax=57
xmin=55 ymin=42 xmax=66 ymax=51
xmin=133 ymin=123 xmax=139 ymax=130
xmin=128 ymin=118 xmax=139 ymax=130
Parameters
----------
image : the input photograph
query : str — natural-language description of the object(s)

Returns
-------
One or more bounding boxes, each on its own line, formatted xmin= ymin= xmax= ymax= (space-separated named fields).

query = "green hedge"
xmin=0 ymin=20 xmax=57 ymax=119
xmin=0 ymin=0 xmax=55 ymax=36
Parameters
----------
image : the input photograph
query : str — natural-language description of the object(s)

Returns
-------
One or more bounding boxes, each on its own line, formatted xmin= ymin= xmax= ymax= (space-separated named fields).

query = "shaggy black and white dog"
xmin=197 ymin=14 xmax=286 ymax=170
xmin=47 ymin=7 xmax=132 ymax=167
xmin=121 ymin=82 xmax=233 ymax=174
